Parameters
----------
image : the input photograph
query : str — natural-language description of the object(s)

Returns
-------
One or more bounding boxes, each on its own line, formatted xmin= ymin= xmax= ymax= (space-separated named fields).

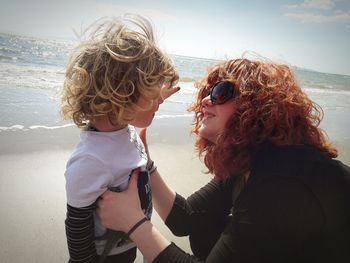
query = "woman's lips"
xmin=202 ymin=111 xmax=215 ymax=121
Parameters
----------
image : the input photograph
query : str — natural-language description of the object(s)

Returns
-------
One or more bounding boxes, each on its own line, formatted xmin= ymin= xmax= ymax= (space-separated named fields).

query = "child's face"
xmin=130 ymin=97 xmax=161 ymax=128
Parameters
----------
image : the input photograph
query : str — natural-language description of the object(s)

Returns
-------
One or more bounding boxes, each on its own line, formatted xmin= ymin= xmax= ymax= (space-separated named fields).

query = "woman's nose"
xmin=202 ymin=94 xmax=212 ymax=107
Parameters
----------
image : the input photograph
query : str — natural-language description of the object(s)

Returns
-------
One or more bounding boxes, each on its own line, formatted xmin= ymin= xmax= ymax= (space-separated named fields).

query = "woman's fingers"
xmin=161 ymin=85 xmax=180 ymax=100
xmin=97 ymin=170 xmax=142 ymax=232
xmin=129 ymin=169 xmax=140 ymax=192
xmin=96 ymin=191 xmax=116 ymax=226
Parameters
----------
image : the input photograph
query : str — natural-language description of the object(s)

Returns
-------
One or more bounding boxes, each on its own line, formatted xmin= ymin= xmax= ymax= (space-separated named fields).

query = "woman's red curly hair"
xmin=189 ymin=59 xmax=337 ymax=180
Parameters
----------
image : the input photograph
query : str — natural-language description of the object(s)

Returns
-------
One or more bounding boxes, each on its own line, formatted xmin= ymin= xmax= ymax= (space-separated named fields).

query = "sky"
xmin=1 ymin=0 xmax=350 ymax=76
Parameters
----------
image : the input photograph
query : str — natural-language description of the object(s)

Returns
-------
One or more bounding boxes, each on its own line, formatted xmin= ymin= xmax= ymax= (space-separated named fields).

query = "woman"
xmin=97 ymin=59 xmax=350 ymax=262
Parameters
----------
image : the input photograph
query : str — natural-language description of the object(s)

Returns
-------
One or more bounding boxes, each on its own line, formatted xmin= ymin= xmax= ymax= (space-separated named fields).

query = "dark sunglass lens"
xmin=211 ymin=82 xmax=234 ymax=105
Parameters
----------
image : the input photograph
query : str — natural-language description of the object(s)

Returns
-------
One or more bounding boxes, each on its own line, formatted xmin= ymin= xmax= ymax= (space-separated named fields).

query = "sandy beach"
xmin=0 ymin=117 xmax=210 ymax=263
xmin=1 ymin=98 xmax=350 ymax=262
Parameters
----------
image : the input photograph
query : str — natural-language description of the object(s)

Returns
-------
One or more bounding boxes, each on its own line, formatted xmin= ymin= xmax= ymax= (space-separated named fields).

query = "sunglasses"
xmin=205 ymin=81 xmax=235 ymax=105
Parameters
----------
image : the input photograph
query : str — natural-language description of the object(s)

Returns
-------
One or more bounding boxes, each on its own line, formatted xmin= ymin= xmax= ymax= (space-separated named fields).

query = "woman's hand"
xmin=98 ymin=170 xmax=172 ymax=262
xmin=97 ymin=170 xmax=145 ymax=232
xmin=143 ymin=82 xmax=179 ymax=162
xmin=139 ymin=128 xmax=151 ymax=163
xmin=160 ymin=82 xmax=180 ymax=102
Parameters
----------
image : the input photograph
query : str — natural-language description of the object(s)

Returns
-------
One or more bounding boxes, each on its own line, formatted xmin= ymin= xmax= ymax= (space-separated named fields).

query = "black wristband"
xmin=118 ymin=217 xmax=149 ymax=245
xmin=147 ymin=160 xmax=157 ymax=174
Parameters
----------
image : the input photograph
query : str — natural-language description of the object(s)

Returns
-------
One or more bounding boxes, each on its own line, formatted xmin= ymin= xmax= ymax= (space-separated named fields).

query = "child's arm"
xmin=65 ymin=203 xmax=98 ymax=263
xmin=65 ymin=156 xmax=114 ymax=262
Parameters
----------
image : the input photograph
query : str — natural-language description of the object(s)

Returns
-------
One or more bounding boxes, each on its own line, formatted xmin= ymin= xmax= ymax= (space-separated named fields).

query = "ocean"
xmin=1 ymin=32 xmax=350 ymax=144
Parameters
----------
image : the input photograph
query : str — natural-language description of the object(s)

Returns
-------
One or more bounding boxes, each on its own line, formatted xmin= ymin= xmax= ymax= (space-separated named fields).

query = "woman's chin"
xmin=198 ymin=127 xmax=215 ymax=143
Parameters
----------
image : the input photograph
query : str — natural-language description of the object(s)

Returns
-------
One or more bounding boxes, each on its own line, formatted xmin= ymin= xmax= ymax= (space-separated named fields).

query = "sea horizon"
xmin=1 ymin=31 xmax=349 ymax=78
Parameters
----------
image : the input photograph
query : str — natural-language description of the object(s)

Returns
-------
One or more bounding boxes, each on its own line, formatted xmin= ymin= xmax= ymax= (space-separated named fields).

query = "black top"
xmin=154 ymin=144 xmax=350 ymax=263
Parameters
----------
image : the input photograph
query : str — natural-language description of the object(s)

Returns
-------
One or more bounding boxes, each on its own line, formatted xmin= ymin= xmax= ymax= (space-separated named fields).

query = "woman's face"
xmin=198 ymin=91 xmax=237 ymax=143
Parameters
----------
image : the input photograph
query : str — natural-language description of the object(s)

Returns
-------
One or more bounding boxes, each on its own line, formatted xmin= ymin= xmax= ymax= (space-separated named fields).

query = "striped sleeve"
xmin=65 ymin=203 xmax=98 ymax=263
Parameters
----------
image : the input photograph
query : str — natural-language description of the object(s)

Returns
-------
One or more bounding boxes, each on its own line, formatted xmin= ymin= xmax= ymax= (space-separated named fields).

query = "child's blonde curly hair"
xmin=61 ymin=14 xmax=178 ymax=127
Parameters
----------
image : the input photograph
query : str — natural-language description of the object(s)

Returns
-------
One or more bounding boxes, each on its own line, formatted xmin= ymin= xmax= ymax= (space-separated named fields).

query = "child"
xmin=61 ymin=15 xmax=178 ymax=263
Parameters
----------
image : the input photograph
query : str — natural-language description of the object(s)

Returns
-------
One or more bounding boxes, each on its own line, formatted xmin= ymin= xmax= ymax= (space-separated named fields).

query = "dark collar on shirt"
xmin=85 ymin=123 xmax=99 ymax=132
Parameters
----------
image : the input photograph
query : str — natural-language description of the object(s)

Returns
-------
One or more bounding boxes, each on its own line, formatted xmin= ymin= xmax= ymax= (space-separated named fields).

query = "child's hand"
xmin=97 ymin=170 xmax=145 ymax=232
xmin=160 ymin=82 xmax=180 ymax=101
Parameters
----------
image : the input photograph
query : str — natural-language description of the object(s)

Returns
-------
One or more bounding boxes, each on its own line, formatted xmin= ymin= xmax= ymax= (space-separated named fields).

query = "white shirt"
xmin=65 ymin=125 xmax=147 ymax=255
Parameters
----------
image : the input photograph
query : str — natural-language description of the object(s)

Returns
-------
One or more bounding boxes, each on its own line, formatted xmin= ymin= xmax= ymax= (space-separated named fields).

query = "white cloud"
xmin=284 ymin=0 xmax=350 ymax=24
xmin=286 ymin=0 xmax=335 ymax=10
xmin=285 ymin=10 xmax=350 ymax=23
